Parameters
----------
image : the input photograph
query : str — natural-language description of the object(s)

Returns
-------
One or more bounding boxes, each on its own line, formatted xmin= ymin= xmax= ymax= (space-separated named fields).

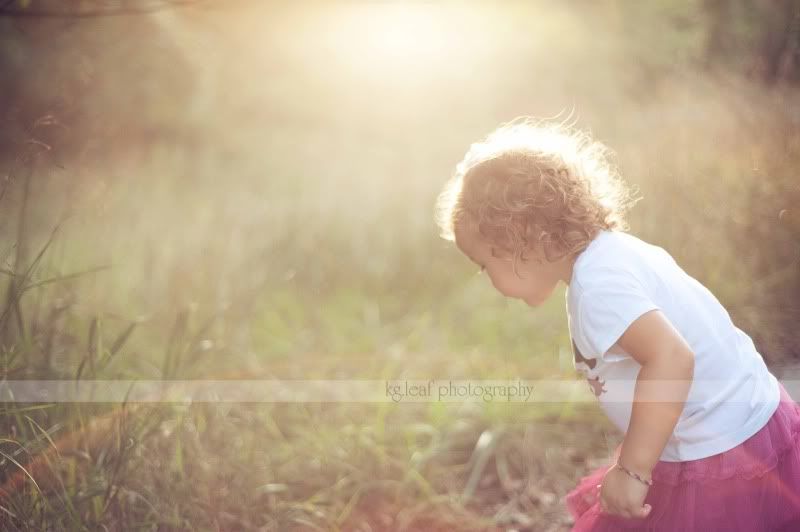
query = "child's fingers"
xmin=622 ymin=504 xmax=652 ymax=519
xmin=600 ymin=501 xmax=651 ymax=520
xmin=620 ymin=504 xmax=651 ymax=520
xmin=598 ymin=497 xmax=620 ymax=517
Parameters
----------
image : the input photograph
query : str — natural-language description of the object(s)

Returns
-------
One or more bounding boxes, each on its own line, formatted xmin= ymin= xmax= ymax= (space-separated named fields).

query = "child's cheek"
xmin=489 ymin=278 xmax=512 ymax=298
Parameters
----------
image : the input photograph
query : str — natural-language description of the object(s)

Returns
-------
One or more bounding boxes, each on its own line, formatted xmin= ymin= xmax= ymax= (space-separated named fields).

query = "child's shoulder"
xmin=569 ymin=230 xmax=674 ymax=301
xmin=572 ymin=229 xmax=641 ymax=276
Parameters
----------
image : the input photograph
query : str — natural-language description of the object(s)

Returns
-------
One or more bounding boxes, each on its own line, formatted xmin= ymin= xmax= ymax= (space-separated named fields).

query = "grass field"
xmin=1 ymin=1 xmax=799 ymax=530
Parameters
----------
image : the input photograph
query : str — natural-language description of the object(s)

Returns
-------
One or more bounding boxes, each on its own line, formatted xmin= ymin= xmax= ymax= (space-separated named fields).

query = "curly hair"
xmin=435 ymin=117 xmax=641 ymax=267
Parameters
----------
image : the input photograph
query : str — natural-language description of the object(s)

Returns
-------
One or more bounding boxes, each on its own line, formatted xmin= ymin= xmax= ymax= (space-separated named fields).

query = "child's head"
xmin=435 ymin=117 xmax=638 ymax=305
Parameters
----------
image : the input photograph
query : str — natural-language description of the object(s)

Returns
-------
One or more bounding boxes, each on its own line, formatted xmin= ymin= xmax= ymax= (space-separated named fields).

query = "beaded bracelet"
xmin=614 ymin=460 xmax=653 ymax=486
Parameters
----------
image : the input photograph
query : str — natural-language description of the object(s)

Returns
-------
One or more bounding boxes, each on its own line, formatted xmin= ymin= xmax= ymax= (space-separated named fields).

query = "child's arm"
xmin=615 ymin=310 xmax=695 ymax=480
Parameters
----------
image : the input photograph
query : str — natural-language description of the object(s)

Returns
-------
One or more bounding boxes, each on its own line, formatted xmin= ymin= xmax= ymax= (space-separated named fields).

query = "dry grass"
xmin=0 ymin=1 xmax=798 ymax=530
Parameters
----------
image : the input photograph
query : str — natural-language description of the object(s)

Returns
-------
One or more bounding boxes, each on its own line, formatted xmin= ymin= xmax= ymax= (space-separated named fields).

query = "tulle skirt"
xmin=565 ymin=382 xmax=800 ymax=531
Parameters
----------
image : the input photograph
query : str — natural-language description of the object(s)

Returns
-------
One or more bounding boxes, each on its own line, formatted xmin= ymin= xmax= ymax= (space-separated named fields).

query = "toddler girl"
xmin=434 ymin=118 xmax=800 ymax=531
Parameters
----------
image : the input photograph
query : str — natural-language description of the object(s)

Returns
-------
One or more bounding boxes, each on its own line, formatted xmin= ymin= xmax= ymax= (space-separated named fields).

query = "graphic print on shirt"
xmin=571 ymin=338 xmax=606 ymax=397
xmin=586 ymin=376 xmax=607 ymax=397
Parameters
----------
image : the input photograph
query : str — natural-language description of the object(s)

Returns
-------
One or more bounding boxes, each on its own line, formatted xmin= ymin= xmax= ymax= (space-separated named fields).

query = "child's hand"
xmin=597 ymin=464 xmax=652 ymax=520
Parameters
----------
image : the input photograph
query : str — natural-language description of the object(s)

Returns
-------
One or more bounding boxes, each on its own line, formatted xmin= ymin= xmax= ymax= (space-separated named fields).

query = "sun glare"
xmin=323 ymin=3 xmax=459 ymax=75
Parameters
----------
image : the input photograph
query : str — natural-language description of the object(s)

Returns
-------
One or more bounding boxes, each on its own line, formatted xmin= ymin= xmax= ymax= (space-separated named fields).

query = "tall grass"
xmin=0 ymin=2 xmax=798 ymax=530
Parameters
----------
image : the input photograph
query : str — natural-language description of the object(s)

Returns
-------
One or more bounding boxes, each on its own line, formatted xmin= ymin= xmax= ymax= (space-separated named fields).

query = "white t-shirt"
xmin=566 ymin=230 xmax=780 ymax=461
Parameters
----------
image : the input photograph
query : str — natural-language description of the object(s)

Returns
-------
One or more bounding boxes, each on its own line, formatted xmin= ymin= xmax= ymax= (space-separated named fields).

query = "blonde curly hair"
xmin=435 ymin=117 xmax=640 ymax=267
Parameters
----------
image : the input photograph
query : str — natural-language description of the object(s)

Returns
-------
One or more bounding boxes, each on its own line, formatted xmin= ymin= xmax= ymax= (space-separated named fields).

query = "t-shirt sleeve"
xmin=576 ymin=272 xmax=661 ymax=361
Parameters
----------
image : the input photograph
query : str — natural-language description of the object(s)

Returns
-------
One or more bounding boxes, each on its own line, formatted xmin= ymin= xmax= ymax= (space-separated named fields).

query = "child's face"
xmin=455 ymin=228 xmax=571 ymax=307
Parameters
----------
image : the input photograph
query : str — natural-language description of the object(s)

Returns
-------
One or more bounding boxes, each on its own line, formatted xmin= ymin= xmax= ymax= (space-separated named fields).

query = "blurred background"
xmin=1 ymin=0 xmax=799 ymax=530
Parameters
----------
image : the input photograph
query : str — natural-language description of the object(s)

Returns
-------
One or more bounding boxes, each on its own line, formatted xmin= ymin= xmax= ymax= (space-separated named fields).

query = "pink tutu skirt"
xmin=565 ymin=382 xmax=800 ymax=531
